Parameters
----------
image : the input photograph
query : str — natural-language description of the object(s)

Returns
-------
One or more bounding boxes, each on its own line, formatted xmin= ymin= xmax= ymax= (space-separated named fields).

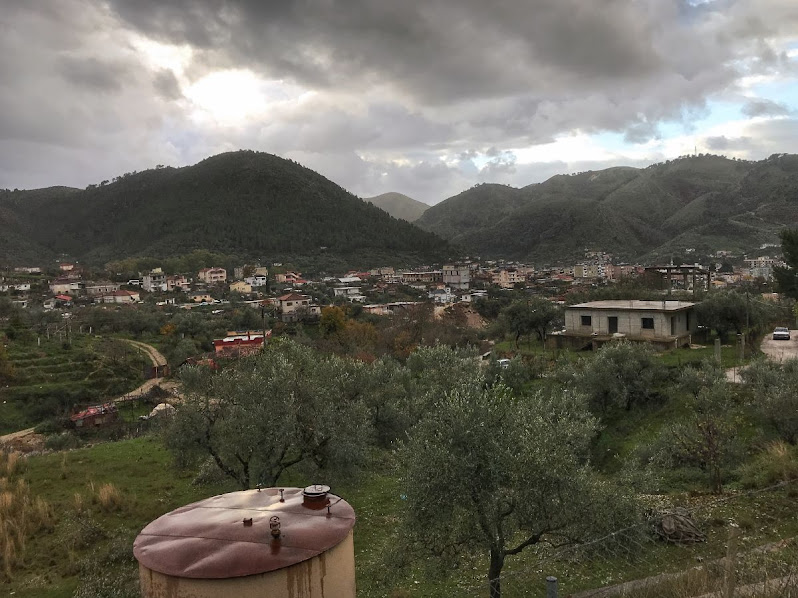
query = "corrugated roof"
xmin=134 ymin=487 xmax=355 ymax=579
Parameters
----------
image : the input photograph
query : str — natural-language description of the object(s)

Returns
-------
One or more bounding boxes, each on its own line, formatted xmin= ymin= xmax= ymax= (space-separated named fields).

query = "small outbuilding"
xmin=547 ymin=300 xmax=698 ymax=351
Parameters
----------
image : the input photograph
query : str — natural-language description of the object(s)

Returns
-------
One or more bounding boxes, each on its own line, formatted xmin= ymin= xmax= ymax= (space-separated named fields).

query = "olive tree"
xmin=742 ymin=358 xmax=798 ymax=444
xmin=563 ymin=341 xmax=667 ymax=415
xmin=367 ymin=344 xmax=482 ymax=446
xmin=654 ymin=364 xmax=745 ymax=493
xmin=499 ymin=297 xmax=561 ymax=347
xmin=774 ymin=228 xmax=798 ymax=299
xmin=164 ymin=338 xmax=370 ymax=489
xmin=400 ymin=384 xmax=637 ymax=598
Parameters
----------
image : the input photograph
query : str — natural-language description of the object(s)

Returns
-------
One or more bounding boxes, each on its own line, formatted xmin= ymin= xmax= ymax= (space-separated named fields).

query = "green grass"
xmin=5 ymin=435 xmax=798 ymax=597
xmin=657 ymin=344 xmax=746 ymax=368
xmin=0 ymin=335 xmax=148 ymax=433
xmin=6 ymin=437 xmax=235 ymax=596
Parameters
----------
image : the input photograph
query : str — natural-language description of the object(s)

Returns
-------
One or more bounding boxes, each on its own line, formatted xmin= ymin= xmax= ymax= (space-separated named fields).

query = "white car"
xmin=773 ymin=327 xmax=791 ymax=341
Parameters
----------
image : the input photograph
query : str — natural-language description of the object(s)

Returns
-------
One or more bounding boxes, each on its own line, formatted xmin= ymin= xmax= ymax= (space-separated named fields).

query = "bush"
xmin=34 ymin=417 xmax=69 ymax=435
xmin=738 ymin=441 xmax=798 ymax=489
xmin=95 ymin=483 xmax=123 ymax=512
xmin=192 ymin=457 xmax=230 ymax=487
xmin=44 ymin=432 xmax=81 ymax=452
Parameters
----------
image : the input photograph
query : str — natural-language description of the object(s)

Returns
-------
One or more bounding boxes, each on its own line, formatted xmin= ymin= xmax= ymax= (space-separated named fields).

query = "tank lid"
xmin=133 ymin=486 xmax=355 ymax=579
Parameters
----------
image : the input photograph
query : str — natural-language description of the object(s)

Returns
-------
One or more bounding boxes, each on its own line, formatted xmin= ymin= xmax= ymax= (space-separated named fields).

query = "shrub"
xmin=0 ymin=451 xmax=24 ymax=478
xmin=738 ymin=441 xmax=798 ymax=489
xmin=95 ymin=483 xmax=123 ymax=512
xmin=0 ymin=477 xmax=53 ymax=579
xmin=44 ymin=432 xmax=81 ymax=452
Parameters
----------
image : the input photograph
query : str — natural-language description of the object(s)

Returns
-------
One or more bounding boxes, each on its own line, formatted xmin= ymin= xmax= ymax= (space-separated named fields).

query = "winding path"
xmin=0 ymin=338 xmax=169 ymax=445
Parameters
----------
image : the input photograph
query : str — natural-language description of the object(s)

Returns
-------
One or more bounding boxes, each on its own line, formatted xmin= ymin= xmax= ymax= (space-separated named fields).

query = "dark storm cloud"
xmin=0 ymin=1 xmax=184 ymax=189
xmin=741 ymin=98 xmax=790 ymax=117
xmin=153 ymin=69 xmax=182 ymax=100
xmin=2 ymin=0 xmax=798 ymax=202
xmin=106 ymin=0 xmax=664 ymax=103
xmin=702 ymin=119 xmax=798 ymax=155
xmin=58 ymin=56 xmax=128 ymax=92
xmin=624 ymin=121 xmax=661 ymax=144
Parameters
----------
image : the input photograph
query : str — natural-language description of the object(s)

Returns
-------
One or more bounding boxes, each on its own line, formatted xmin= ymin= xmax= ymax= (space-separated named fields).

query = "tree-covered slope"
xmin=366 ymin=192 xmax=429 ymax=222
xmin=416 ymin=154 xmax=798 ymax=262
xmin=0 ymin=151 xmax=449 ymax=266
xmin=414 ymin=183 xmax=527 ymax=242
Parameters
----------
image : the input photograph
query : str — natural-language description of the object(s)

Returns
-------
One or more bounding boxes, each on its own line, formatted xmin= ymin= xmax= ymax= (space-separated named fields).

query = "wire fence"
xmin=453 ymin=478 xmax=798 ymax=598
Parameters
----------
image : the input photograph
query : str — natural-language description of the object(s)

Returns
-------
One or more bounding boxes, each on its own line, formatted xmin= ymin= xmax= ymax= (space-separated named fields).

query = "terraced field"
xmin=0 ymin=334 xmax=148 ymax=434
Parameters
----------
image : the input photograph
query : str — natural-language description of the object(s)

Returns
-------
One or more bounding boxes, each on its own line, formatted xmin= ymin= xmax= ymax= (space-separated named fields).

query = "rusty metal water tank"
xmin=134 ymin=485 xmax=356 ymax=598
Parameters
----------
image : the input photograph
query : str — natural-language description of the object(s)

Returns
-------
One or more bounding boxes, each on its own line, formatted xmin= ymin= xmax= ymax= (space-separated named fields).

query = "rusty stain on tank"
xmin=134 ymin=486 xmax=355 ymax=580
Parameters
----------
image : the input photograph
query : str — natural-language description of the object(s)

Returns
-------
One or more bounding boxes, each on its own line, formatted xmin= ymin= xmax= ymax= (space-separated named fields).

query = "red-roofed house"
xmin=275 ymin=271 xmax=305 ymax=285
xmin=71 ymin=403 xmax=118 ymax=428
xmin=213 ymin=330 xmax=271 ymax=357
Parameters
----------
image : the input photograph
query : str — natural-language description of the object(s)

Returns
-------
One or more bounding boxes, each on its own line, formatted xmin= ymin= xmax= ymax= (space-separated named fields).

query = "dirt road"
xmin=121 ymin=339 xmax=168 ymax=367
xmin=726 ymin=329 xmax=797 ymax=382
xmin=759 ymin=330 xmax=798 ymax=362
xmin=0 ymin=339 xmax=170 ymax=446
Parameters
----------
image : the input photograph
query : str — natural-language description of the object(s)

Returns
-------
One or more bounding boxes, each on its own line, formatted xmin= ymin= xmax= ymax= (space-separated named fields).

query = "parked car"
xmin=773 ymin=327 xmax=791 ymax=341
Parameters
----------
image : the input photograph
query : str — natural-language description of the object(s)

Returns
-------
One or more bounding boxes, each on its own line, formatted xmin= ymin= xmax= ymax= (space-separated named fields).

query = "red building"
xmin=212 ymin=331 xmax=271 ymax=357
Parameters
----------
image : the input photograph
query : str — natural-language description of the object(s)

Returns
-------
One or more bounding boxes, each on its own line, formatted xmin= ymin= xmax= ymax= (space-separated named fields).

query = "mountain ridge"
xmin=365 ymin=192 xmax=429 ymax=222
xmin=0 ymin=151 xmax=450 ymax=268
xmin=415 ymin=154 xmax=798 ymax=262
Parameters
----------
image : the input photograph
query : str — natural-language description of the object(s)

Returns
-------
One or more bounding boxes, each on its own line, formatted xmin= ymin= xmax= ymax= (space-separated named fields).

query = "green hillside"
xmin=416 ymin=154 xmax=798 ymax=262
xmin=365 ymin=192 xmax=429 ymax=222
xmin=0 ymin=152 xmax=449 ymax=267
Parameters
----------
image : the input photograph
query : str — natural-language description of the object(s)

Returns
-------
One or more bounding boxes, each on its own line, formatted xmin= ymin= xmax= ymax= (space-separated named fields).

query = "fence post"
xmin=546 ymin=576 xmax=558 ymax=598
xmin=714 ymin=338 xmax=721 ymax=364
xmin=723 ymin=526 xmax=739 ymax=598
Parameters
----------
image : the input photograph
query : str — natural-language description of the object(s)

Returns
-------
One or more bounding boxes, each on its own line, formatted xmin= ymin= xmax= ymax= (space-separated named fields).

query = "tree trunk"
xmin=488 ymin=547 xmax=504 ymax=598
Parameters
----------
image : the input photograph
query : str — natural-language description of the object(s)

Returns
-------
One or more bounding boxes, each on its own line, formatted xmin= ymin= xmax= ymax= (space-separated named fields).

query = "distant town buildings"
xmin=197 ymin=267 xmax=227 ymax=284
xmin=142 ymin=268 xmax=167 ymax=292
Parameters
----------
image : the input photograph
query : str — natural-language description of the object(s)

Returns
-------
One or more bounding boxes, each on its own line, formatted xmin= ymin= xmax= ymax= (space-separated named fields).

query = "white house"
xmin=100 ymin=290 xmax=141 ymax=304
xmin=443 ymin=265 xmax=471 ymax=289
xmin=429 ymin=287 xmax=455 ymax=304
xmin=142 ymin=268 xmax=167 ymax=292
xmin=332 ymin=287 xmax=366 ymax=302
xmin=245 ymin=275 xmax=269 ymax=287
xmin=548 ymin=300 xmax=698 ymax=351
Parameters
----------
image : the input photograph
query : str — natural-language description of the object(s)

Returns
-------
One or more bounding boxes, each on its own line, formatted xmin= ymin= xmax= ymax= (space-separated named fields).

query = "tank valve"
xmin=269 ymin=515 xmax=281 ymax=539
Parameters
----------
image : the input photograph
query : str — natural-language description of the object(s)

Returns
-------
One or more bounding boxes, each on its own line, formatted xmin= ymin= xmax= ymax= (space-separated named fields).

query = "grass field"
xmin=3 ymin=436 xmax=797 ymax=598
xmin=0 ymin=335 xmax=148 ymax=434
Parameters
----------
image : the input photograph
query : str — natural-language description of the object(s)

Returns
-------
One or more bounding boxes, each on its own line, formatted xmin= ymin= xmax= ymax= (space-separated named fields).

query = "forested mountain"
xmin=365 ymin=192 xmax=429 ymax=222
xmin=415 ymin=154 xmax=798 ymax=262
xmin=0 ymin=151 xmax=449 ymax=267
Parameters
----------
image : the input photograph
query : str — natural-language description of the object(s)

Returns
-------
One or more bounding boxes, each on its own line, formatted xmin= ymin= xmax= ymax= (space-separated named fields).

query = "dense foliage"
xmin=774 ymin=228 xmax=798 ymax=299
xmin=0 ymin=151 xmax=449 ymax=267
xmin=417 ymin=153 xmax=798 ymax=262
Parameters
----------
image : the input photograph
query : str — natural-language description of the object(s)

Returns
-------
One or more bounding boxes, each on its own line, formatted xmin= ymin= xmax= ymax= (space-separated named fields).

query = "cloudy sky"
xmin=1 ymin=0 xmax=797 ymax=204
